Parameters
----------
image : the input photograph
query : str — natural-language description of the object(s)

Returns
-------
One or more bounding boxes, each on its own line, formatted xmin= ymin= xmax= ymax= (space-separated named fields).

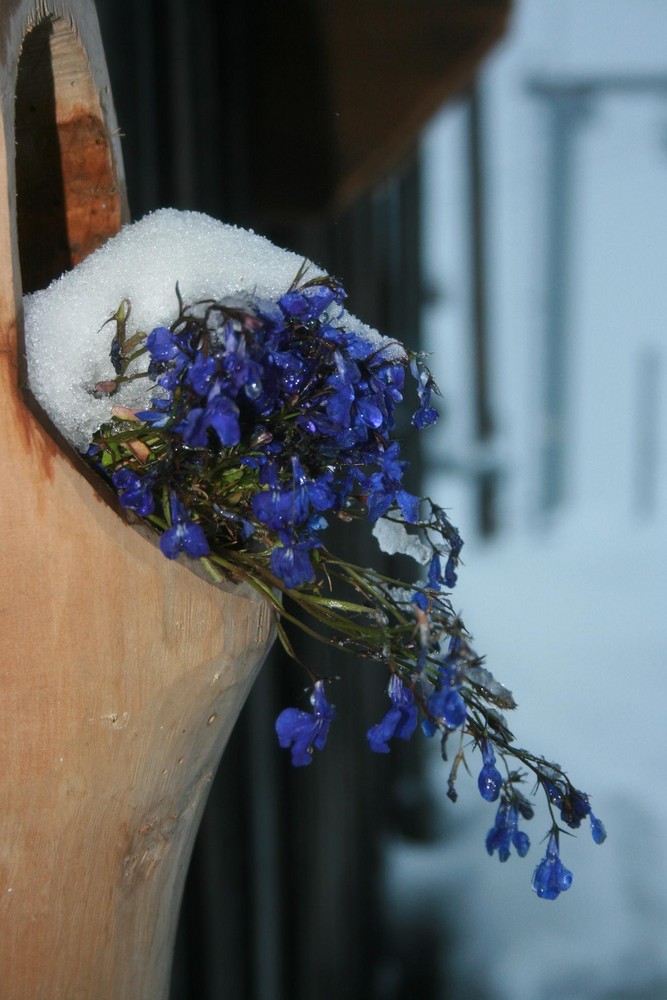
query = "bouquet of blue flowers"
xmin=87 ymin=264 xmax=605 ymax=900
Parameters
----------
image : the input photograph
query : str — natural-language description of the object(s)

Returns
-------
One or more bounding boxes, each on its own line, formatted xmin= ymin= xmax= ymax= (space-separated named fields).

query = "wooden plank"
xmin=0 ymin=3 xmax=274 ymax=997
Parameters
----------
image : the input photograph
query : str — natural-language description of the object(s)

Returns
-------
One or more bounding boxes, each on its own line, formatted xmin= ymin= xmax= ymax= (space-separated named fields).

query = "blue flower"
xmin=554 ymin=787 xmax=606 ymax=843
xmin=145 ymin=326 xmax=193 ymax=387
xmin=278 ymin=282 xmax=343 ymax=324
xmin=477 ymin=739 xmax=503 ymax=802
xmin=112 ymin=468 xmax=155 ymax=516
xmin=187 ymin=350 xmax=218 ymax=395
xmin=202 ymin=391 xmax=242 ymax=446
xmin=270 ymin=541 xmax=317 ymax=588
xmin=366 ymin=443 xmax=420 ymax=523
xmin=426 ymin=665 xmax=467 ymax=730
xmin=371 ymin=359 xmax=405 ymax=403
xmin=272 ymin=348 xmax=316 ymax=395
xmin=160 ymin=493 xmax=210 ymax=560
xmin=412 ymin=591 xmax=429 ymax=611
xmin=486 ymin=798 xmax=530 ymax=862
xmin=559 ymin=788 xmax=590 ymax=828
xmin=444 ymin=555 xmax=458 ymax=588
xmin=275 ymin=679 xmax=336 ymax=766
xmin=367 ymin=675 xmax=418 ymax=753
xmin=532 ymin=832 xmax=574 ymax=900
xmin=590 ymin=813 xmax=607 ymax=845
xmin=252 ymin=459 xmax=335 ymax=537
xmin=178 ymin=392 xmax=241 ymax=448
xmin=410 ymin=357 xmax=439 ymax=429
xmin=136 ymin=395 xmax=173 ymax=428
xmin=427 ymin=554 xmax=442 ymax=590
xmin=145 ymin=325 xmax=182 ymax=361
xmin=252 ymin=479 xmax=308 ymax=533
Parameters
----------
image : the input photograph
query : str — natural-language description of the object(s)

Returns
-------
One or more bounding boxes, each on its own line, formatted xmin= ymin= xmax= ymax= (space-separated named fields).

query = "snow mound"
xmin=23 ymin=209 xmax=390 ymax=451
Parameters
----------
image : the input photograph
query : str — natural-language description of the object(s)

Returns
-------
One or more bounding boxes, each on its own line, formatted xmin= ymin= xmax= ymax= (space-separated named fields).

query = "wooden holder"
xmin=0 ymin=3 xmax=274 ymax=997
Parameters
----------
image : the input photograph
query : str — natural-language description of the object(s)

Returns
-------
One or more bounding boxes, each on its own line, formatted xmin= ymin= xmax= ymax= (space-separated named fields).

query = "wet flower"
xmin=590 ymin=812 xmax=607 ymax=844
xmin=410 ymin=357 xmax=439 ymax=429
xmin=87 ymin=268 xmax=606 ymax=899
xmin=367 ymin=674 xmax=418 ymax=753
xmin=532 ymin=832 xmax=574 ymax=900
xmin=486 ymin=797 xmax=531 ymax=862
xmin=444 ymin=555 xmax=458 ymax=588
xmin=426 ymin=662 xmax=467 ymax=731
xmin=160 ymin=493 xmax=210 ymax=560
xmin=112 ymin=468 xmax=155 ymax=516
xmin=275 ymin=680 xmax=336 ymax=767
xmin=278 ymin=282 xmax=342 ymax=324
xmin=559 ymin=787 xmax=592 ymax=829
xmin=427 ymin=554 xmax=442 ymax=590
xmin=366 ymin=442 xmax=420 ymax=523
xmin=179 ymin=390 xmax=240 ymax=448
xmin=145 ymin=325 xmax=184 ymax=362
xmin=270 ymin=540 xmax=317 ymax=588
xmin=553 ymin=787 xmax=606 ymax=844
xmin=478 ymin=739 xmax=503 ymax=802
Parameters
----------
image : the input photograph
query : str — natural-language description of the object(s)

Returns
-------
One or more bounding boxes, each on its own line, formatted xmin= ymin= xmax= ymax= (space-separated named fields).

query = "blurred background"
xmin=93 ymin=1 xmax=667 ymax=997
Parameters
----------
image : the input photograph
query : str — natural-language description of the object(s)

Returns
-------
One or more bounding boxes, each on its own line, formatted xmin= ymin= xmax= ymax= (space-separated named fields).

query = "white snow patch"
xmin=372 ymin=517 xmax=431 ymax=565
xmin=23 ymin=209 xmax=394 ymax=451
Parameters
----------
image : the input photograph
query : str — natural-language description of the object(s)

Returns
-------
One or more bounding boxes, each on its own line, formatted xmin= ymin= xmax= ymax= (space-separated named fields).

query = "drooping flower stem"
xmin=86 ymin=269 xmax=605 ymax=897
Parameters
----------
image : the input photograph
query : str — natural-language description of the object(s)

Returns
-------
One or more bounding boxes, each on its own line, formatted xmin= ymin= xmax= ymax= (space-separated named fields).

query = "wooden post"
xmin=0 ymin=3 xmax=274 ymax=997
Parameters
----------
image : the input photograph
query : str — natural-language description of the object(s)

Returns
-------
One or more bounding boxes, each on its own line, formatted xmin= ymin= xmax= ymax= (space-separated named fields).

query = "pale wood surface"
xmin=0 ymin=3 xmax=274 ymax=997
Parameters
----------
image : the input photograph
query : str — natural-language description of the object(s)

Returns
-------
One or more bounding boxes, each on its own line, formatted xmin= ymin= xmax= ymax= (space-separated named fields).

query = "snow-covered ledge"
xmin=0 ymin=3 xmax=273 ymax=998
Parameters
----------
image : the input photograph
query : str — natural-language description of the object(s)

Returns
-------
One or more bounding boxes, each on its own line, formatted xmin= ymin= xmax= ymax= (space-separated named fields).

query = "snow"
xmin=23 ymin=209 xmax=392 ymax=452
xmin=372 ymin=517 xmax=431 ymax=565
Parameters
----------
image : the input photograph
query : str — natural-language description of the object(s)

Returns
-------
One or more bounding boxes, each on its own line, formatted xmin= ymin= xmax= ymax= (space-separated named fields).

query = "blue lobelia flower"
xmin=370 ymin=357 xmax=405 ymax=404
xmin=145 ymin=325 xmax=183 ymax=362
xmin=558 ymin=787 xmax=591 ymax=829
xmin=478 ymin=739 xmax=503 ymax=802
xmin=202 ymin=391 xmax=242 ymax=446
xmin=486 ymin=798 xmax=530 ymax=862
xmin=112 ymin=468 xmax=156 ymax=517
xmin=367 ymin=674 xmax=418 ymax=753
xmin=270 ymin=540 xmax=317 ymax=588
xmin=555 ymin=787 xmax=606 ymax=843
xmin=272 ymin=348 xmax=317 ymax=396
xmin=252 ymin=459 xmax=335 ymax=538
xmin=412 ymin=591 xmax=429 ymax=611
xmin=252 ymin=477 xmax=308 ymax=533
xmin=426 ymin=666 xmax=467 ymax=731
xmin=278 ymin=283 xmax=343 ymax=324
xmin=590 ymin=812 xmax=607 ymax=844
xmin=160 ymin=492 xmax=210 ymax=560
xmin=145 ymin=326 xmax=193 ymax=386
xmin=532 ymin=832 xmax=574 ymax=900
xmin=410 ymin=357 xmax=439 ymax=430
xmin=366 ymin=442 xmax=420 ymax=523
xmin=186 ymin=349 xmax=219 ymax=396
xmin=444 ymin=555 xmax=458 ymax=588
xmin=136 ymin=395 xmax=173 ymax=429
xmin=275 ymin=679 xmax=336 ymax=766
xmin=178 ymin=391 xmax=241 ymax=448
xmin=427 ymin=554 xmax=442 ymax=590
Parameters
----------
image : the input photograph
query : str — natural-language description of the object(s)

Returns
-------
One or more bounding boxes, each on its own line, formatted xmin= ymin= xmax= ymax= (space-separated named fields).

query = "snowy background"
xmin=388 ymin=3 xmax=667 ymax=999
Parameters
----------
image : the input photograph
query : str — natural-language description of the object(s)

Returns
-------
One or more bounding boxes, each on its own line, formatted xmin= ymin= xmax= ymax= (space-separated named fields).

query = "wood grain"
xmin=0 ymin=3 xmax=274 ymax=997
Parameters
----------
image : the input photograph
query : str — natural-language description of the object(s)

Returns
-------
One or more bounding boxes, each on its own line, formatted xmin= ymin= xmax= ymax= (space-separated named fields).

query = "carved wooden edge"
xmin=0 ymin=6 xmax=274 ymax=997
xmin=0 ymin=0 xmax=128 ymax=350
